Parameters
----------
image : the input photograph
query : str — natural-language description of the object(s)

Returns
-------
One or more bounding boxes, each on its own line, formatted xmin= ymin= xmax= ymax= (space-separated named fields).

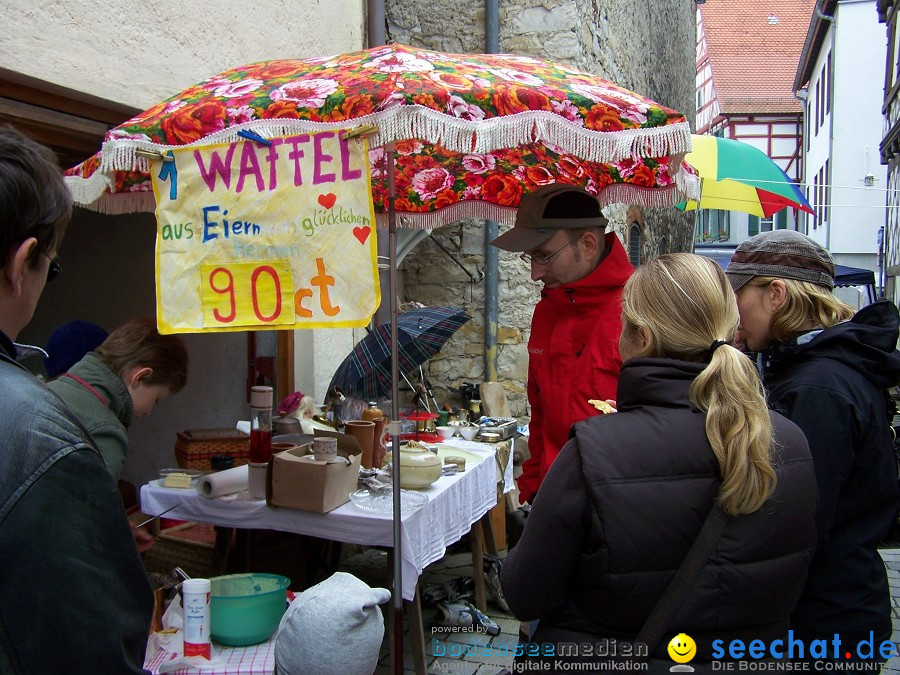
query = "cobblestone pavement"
xmin=881 ymin=548 xmax=900 ymax=673
xmin=340 ymin=547 xmax=900 ymax=675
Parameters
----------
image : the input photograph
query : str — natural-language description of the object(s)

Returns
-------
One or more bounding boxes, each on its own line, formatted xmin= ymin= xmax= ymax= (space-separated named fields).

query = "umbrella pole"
xmin=386 ymin=141 xmax=405 ymax=674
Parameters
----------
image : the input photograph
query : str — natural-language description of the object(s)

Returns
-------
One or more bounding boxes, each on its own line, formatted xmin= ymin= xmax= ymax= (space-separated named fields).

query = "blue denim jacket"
xmin=0 ymin=340 xmax=153 ymax=673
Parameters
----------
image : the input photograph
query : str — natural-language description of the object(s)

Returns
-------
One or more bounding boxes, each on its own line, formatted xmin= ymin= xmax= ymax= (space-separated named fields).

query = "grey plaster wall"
xmin=387 ymin=0 xmax=698 ymax=416
xmin=2 ymin=0 xmax=366 ymax=110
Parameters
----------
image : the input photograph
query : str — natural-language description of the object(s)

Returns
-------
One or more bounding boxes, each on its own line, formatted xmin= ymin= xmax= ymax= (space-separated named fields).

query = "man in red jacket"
xmin=491 ymin=184 xmax=634 ymax=504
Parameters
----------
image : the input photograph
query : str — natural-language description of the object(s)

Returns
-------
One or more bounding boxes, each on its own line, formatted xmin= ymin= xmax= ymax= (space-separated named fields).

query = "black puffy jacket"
xmin=502 ymin=358 xmax=818 ymax=664
xmin=0 ymin=335 xmax=153 ymax=673
xmin=760 ymin=300 xmax=900 ymax=645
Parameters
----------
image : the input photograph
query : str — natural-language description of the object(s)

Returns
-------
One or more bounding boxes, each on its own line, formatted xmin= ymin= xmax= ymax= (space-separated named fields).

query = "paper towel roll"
xmin=197 ymin=464 xmax=249 ymax=498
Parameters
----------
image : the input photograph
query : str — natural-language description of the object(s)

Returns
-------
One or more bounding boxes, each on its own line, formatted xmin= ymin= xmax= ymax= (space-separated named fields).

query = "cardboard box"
xmin=266 ymin=430 xmax=362 ymax=513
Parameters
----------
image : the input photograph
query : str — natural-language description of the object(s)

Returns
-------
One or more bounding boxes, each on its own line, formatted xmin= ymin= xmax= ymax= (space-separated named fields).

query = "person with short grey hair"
xmin=726 ymin=229 xmax=900 ymax=660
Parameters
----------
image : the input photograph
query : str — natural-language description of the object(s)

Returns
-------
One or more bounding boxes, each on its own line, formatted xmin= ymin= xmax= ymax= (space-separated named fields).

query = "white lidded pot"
xmin=382 ymin=444 xmax=442 ymax=489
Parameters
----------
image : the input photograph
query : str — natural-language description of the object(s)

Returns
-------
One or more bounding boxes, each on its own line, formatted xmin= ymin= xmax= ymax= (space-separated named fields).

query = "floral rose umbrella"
xmin=64 ymin=46 xmax=697 ymax=658
xmin=66 ymin=43 xmax=698 ymax=220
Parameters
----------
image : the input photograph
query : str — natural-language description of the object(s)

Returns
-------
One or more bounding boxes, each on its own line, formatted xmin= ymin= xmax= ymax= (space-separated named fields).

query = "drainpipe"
xmin=486 ymin=0 xmax=499 ymax=53
xmin=368 ymin=0 xmax=385 ymax=47
xmin=815 ymin=0 xmax=836 ymax=251
xmin=369 ymin=0 xmax=391 ymax=327
xmin=793 ymin=88 xmax=809 ymax=235
xmin=484 ymin=0 xmax=500 ymax=382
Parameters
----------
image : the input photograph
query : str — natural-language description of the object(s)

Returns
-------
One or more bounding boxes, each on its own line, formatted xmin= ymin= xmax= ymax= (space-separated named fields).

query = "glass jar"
xmin=362 ymin=401 xmax=383 ymax=422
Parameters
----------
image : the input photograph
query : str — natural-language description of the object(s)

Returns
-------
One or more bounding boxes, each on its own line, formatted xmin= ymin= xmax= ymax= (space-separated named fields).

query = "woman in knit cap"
xmin=726 ymin=230 xmax=900 ymax=662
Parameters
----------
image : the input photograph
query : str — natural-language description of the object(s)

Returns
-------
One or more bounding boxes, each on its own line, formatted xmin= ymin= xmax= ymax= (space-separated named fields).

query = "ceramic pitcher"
xmin=344 ymin=420 xmax=375 ymax=468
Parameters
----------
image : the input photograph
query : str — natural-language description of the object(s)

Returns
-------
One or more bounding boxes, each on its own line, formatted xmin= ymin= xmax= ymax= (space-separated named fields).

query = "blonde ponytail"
xmin=690 ymin=345 xmax=776 ymax=515
xmin=621 ymin=254 xmax=777 ymax=516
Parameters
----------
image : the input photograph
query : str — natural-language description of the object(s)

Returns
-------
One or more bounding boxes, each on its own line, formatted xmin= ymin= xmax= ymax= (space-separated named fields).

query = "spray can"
xmin=182 ymin=578 xmax=212 ymax=659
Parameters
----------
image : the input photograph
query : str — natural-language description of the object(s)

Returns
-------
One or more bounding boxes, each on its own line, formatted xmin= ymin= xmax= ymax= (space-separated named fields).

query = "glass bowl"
xmin=349 ymin=488 xmax=429 ymax=515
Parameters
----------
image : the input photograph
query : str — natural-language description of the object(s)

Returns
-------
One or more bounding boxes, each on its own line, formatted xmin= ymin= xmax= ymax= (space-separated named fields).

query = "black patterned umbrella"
xmin=328 ymin=306 xmax=470 ymax=401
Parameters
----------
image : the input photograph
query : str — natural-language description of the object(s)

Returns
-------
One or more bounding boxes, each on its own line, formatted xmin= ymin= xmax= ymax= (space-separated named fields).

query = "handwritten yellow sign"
xmin=150 ymin=131 xmax=380 ymax=333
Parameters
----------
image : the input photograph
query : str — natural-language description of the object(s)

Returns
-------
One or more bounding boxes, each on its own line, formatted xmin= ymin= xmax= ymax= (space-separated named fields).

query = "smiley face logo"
xmin=667 ymin=633 xmax=697 ymax=664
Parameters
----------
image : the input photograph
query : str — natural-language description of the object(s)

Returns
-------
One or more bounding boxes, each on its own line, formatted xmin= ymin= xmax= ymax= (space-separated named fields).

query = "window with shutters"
xmin=629 ymin=224 xmax=641 ymax=266
xmin=776 ymin=210 xmax=788 ymax=229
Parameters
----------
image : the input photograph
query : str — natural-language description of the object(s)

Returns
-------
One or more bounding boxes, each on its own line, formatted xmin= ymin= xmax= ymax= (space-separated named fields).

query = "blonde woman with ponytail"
xmin=502 ymin=253 xmax=817 ymax=670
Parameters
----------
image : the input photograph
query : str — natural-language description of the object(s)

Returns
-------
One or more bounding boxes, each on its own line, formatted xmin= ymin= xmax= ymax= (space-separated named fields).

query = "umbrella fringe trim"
xmin=676 ymin=169 xmax=701 ymax=202
xmin=375 ymin=201 xmax=519 ymax=229
xmin=597 ymin=183 xmax=685 ymax=210
xmin=68 ymin=162 xmax=698 ymax=221
xmin=65 ymin=173 xmax=156 ymax=213
xmin=67 ymin=174 xmax=699 ymax=222
xmin=95 ymin=110 xmax=693 ymax=174
xmin=65 ymin=173 xmax=111 ymax=206
xmin=372 ymin=175 xmax=700 ymax=230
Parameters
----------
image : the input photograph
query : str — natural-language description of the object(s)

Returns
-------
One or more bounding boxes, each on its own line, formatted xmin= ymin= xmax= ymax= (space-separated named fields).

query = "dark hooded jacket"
xmin=760 ymin=300 xmax=900 ymax=646
xmin=502 ymin=358 xmax=818 ymax=667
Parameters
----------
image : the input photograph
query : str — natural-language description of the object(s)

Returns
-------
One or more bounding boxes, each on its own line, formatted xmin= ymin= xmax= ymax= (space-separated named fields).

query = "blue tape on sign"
xmin=158 ymin=151 xmax=178 ymax=200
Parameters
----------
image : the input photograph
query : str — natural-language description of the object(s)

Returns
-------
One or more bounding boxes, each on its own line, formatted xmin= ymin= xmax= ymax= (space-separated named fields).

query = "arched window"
xmin=629 ymin=224 xmax=641 ymax=266
xmin=659 ymin=235 xmax=668 ymax=255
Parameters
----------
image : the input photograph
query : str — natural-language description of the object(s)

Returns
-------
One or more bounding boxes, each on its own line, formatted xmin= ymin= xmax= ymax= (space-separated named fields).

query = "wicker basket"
xmin=174 ymin=428 xmax=250 ymax=471
xmin=142 ymin=522 xmax=227 ymax=579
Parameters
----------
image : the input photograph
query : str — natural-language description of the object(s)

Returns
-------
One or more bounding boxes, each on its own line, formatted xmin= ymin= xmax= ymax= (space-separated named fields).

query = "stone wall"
xmin=387 ymin=0 xmax=698 ymax=416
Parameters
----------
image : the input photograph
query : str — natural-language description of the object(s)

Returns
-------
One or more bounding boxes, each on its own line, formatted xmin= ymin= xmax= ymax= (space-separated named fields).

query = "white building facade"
xmin=694 ymin=0 xmax=811 ymax=248
xmin=795 ymin=0 xmax=887 ymax=273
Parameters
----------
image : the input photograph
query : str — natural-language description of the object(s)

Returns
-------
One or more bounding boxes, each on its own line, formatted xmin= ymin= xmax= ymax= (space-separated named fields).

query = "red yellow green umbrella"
xmin=679 ymin=134 xmax=813 ymax=218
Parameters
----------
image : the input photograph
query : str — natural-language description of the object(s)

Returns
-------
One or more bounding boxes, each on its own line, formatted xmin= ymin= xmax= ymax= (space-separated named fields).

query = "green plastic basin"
xmin=209 ymin=573 xmax=290 ymax=646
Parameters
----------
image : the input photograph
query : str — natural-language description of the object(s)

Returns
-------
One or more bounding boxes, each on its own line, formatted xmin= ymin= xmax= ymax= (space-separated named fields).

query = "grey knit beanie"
xmin=274 ymin=572 xmax=390 ymax=675
xmin=725 ymin=230 xmax=835 ymax=291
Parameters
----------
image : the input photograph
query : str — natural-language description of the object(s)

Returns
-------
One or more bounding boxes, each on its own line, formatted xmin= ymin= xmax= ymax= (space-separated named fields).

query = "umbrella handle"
xmin=419 ymin=366 xmax=440 ymax=411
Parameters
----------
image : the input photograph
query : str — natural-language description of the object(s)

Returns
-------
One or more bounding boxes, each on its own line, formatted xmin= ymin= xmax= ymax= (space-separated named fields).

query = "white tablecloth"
xmin=141 ymin=439 xmax=510 ymax=601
